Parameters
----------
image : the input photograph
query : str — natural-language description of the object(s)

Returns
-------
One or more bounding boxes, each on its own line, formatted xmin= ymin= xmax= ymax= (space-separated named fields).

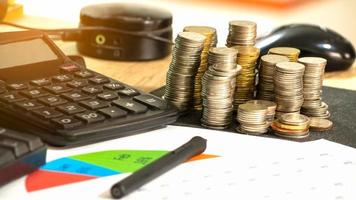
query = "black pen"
xmin=110 ymin=136 xmax=207 ymax=199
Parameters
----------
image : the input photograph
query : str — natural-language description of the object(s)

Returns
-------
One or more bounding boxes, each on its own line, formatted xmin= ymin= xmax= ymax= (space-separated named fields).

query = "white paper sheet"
xmin=1 ymin=125 xmax=356 ymax=200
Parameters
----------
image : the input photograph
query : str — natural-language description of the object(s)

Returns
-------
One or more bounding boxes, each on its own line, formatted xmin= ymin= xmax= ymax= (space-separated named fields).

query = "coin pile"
xmin=298 ymin=57 xmax=330 ymax=119
xmin=164 ymin=32 xmax=206 ymax=111
xmin=236 ymin=103 xmax=269 ymax=135
xmin=271 ymin=113 xmax=310 ymax=139
xmin=274 ymin=62 xmax=305 ymax=117
xmin=201 ymin=47 xmax=240 ymax=129
xmin=257 ymin=54 xmax=289 ymax=100
xmin=226 ymin=20 xmax=257 ymax=47
xmin=183 ymin=26 xmax=218 ymax=110
xmin=230 ymin=46 xmax=260 ymax=106
xmin=268 ymin=47 xmax=300 ymax=62
xmin=246 ymin=100 xmax=276 ymax=125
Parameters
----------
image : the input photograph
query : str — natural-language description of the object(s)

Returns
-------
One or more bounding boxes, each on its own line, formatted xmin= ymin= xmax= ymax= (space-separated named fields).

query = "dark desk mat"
xmin=151 ymin=86 xmax=356 ymax=148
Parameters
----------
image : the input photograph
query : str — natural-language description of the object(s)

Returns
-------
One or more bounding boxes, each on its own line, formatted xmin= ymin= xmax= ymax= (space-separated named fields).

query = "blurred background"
xmin=3 ymin=0 xmax=355 ymax=90
xmin=15 ymin=0 xmax=356 ymax=45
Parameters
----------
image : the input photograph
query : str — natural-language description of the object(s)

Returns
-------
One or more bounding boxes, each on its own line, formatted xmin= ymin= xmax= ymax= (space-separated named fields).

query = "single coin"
xmin=178 ymin=31 xmax=206 ymax=43
xmin=280 ymin=113 xmax=310 ymax=126
xmin=268 ymin=47 xmax=300 ymax=56
xmin=238 ymin=103 xmax=267 ymax=112
xmin=273 ymin=131 xmax=309 ymax=139
xmin=183 ymin=26 xmax=216 ymax=35
xmin=298 ymin=57 xmax=327 ymax=66
xmin=229 ymin=20 xmax=256 ymax=29
xmin=271 ymin=123 xmax=309 ymax=135
xmin=272 ymin=120 xmax=309 ymax=131
xmin=246 ymin=100 xmax=276 ymax=110
xmin=261 ymin=54 xmax=289 ymax=65
xmin=309 ymin=117 xmax=333 ymax=132
xmin=276 ymin=61 xmax=305 ymax=72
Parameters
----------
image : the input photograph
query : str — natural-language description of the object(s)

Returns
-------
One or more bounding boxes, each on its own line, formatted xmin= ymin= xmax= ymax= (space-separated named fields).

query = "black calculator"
xmin=0 ymin=31 xmax=177 ymax=147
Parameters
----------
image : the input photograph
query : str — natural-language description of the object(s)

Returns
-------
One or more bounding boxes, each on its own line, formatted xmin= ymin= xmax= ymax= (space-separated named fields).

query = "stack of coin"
xmin=164 ymin=32 xmax=206 ymax=111
xmin=201 ymin=47 xmax=240 ymax=129
xmin=298 ymin=57 xmax=330 ymax=119
xmin=236 ymin=103 xmax=269 ymax=135
xmin=230 ymin=45 xmax=260 ymax=106
xmin=274 ymin=62 xmax=305 ymax=117
xmin=268 ymin=47 xmax=300 ymax=62
xmin=271 ymin=113 xmax=310 ymax=139
xmin=183 ymin=26 xmax=218 ymax=110
xmin=257 ymin=54 xmax=289 ymax=100
xmin=226 ymin=20 xmax=257 ymax=47
xmin=246 ymin=100 xmax=276 ymax=125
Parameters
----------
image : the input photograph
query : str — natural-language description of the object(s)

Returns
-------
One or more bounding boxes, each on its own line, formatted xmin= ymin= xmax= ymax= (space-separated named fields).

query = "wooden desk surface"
xmin=2 ymin=15 xmax=356 ymax=92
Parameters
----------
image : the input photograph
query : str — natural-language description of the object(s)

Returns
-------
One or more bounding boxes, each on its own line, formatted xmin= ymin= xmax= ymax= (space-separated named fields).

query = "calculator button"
xmin=118 ymin=88 xmax=139 ymax=96
xmin=0 ymin=87 xmax=6 ymax=94
xmin=20 ymin=89 xmax=49 ymax=99
xmin=30 ymin=78 xmax=51 ymax=86
xmin=0 ymin=80 xmax=5 ymax=86
xmin=0 ymin=92 xmax=26 ymax=103
xmin=32 ymin=107 xmax=64 ymax=119
xmin=52 ymin=74 xmax=73 ymax=82
xmin=7 ymin=83 xmax=28 ymax=90
xmin=66 ymin=79 xmax=88 ymax=88
xmin=113 ymin=99 xmax=148 ymax=114
xmin=60 ymin=64 xmax=81 ymax=73
xmin=56 ymin=103 xmax=86 ymax=115
xmin=44 ymin=84 xmax=72 ymax=94
xmin=75 ymin=111 xmax=105 ymax=124
xmin=104 ymin=82 xmax=124 ymax=90
xmin=89 ymin=76 xmax=110 ymax=84
xmin=0 ymin=137 xmax=29 ymax=157
xmin=51 ymin=116 xmax=83 ymax=129
xmin=82 ymin=86 xmax=103 ymax=94
xmin=15 ymin=100 xmax=44 ymax=111
xmin=98 ymin=107 xmax=127 ymax=118
xmin=79 ymin=99 xmax=110 ymax=110
xmin=75 ymin=71 xmax=94 ymax=78
xmin=38 ymin=95 xmax=68 ymax=106
xmin=0 ymin=147 xmax=15 ymax=166
xmin=0 ymin=129 xmax=43 ymax=151
xmin=133 ymin=94 xmax=168 ymax=110
xmin=97 ymin=91 xmax=118 ymax=101
xmin=61 ymin=91 xmax=91 ymax=102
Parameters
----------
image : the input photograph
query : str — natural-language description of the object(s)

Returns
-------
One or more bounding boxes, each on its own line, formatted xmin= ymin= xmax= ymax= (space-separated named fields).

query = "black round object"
xmin=77 ymin=3 xmax=173 ymax=61
xmin=0 ymin=0 xmax=8 ymax=21
xmin=256 ymin=24 xmax=355 ymax=72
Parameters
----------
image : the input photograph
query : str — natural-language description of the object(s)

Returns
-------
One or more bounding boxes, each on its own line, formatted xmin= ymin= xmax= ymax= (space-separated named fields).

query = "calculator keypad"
xmin=0 ymin=69 xmax=173 ymax=144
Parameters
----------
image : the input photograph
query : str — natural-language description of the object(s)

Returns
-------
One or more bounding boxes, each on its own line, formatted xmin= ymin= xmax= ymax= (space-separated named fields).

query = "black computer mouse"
xmin=256 ymin=24 xmax=355 ymax=71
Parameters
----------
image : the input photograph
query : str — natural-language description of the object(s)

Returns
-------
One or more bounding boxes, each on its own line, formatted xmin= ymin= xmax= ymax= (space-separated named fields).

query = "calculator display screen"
xmin=0 ymin=38 xmax=58 ymax=69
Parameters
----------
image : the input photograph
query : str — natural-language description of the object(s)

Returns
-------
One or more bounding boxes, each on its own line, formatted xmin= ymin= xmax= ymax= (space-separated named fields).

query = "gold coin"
xmin=271 ymin=123 xmax=309 ymax=135
xmin=272 ymin=120 xmax=309 ymax=131
xmin=183 ymin=26 xmax=216 ymax=35
xmin=229 ymin=20 xmax=256 ymax=29
xmin=309 ymin=117 xmax=333 ymax=131
xmin=268 ymin=47 xmax=300 ymax=55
